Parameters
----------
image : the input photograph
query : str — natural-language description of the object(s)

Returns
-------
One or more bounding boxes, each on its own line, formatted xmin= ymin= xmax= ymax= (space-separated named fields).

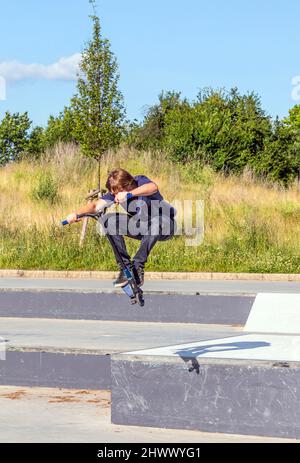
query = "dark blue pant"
xmin=100 ymin=212 xmax=176 ymax=268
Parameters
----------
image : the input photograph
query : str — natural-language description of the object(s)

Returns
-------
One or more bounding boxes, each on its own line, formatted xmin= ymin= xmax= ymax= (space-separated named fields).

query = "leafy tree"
xmin=257 ymin=119 xmax=300 ymax=186
xmin=163 ymin=88 xmax=272 ymax=172
xmin=133 ymin=91 xmax=183 ymax=150
xmin=163 ymin=99 xmax=198 ymax=161
xmin=285 ymin=104 xmax=300 ymax=131
xmin=27 ymin=126 xmax=46 ymax=159
xmin=0 ymin=111 xmax=32 ymax=165
xmin=71 ymin=1 xmax=125 ymax=188
xmin=121 ymin=119 xmax=141 ymax=147
xmin=44 ymin=107 xmax=76 ymax=148
xmin=215 ymin=89 xmax=272 ymax=173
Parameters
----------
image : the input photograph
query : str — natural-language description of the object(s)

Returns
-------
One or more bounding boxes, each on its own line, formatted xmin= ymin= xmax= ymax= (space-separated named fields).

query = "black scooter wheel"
xmin=137 ymin=291 xmax=145 ymax=307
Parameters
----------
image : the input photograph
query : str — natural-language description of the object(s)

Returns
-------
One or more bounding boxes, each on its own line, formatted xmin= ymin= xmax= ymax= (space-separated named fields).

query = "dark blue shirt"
xmin=102 ymin=175 xmax=175 ymax=219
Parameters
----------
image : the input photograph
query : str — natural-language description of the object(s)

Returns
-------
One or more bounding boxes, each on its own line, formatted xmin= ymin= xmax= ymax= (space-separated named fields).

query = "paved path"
xmin=1 ymin=278 xmax=300 ymax=294
xmin=0 ymin=386 xmax=296 ymax=443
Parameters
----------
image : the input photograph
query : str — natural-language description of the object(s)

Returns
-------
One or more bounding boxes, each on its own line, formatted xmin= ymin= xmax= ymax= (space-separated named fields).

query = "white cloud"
xmin=291 ymin=76 xmax=300 ymax=101
xmin=0 ymin=76 xmax=6 ymax=100
xmin=0 ymin=53 xmax=81 ymax=82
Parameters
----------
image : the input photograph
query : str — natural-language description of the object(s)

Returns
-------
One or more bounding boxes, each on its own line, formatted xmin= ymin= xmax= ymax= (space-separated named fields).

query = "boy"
xmin=66 ymin=168 xmax=176 ymax=287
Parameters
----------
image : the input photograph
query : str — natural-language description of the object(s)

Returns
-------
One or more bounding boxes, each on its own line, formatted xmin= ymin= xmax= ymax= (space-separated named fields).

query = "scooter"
xmin=61 ymin=212 xmax=145 ymax=307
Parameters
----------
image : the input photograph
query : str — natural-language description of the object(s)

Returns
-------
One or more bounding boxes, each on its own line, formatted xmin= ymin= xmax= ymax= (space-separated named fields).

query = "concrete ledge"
xmin=111 ymin=355 xmax=300 ymax=438
xmin=0 ymin=291 xmax=253 ymax=325
xmin=1 ymin=269 xmax=300 ymax=281
xmin=0 ymin=350 xmax=110 ymax=390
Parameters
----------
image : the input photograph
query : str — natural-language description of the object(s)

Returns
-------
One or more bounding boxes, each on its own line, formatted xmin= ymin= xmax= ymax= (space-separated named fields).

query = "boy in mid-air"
xmin=66 ymin=168 xmax=176 ymax=287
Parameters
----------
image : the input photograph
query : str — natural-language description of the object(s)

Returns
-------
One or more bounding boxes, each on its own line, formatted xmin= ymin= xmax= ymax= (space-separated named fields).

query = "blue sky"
xmin=0 ymin=0 xmax=300 ymax=127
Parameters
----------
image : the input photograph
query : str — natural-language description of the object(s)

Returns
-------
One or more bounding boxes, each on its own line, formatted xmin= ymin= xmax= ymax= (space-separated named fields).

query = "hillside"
xmin=1 ymin=144 xmax=300 ymax=273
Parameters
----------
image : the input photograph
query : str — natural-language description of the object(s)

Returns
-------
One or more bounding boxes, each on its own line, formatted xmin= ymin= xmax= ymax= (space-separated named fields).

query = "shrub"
xmin=31 ymin=171 xmax=59 ymax=204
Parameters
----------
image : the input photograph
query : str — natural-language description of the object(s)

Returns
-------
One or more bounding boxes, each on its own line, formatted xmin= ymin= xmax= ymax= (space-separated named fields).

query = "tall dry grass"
xmin=1 ymin=143 xmax=300 ymax=272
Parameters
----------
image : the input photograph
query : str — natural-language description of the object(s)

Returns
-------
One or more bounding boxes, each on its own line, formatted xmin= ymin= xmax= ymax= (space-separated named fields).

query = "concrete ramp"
xmin=3 ymin=281 xmax=300 ymax=438
xmin=245 ymin=293 xmax=300 ymax=334
xmin=111 ymin=335 xmax=300 ymax=438
xmin=0 ymin=290 xmax=253 ymax=325
xmin=123 ymin=333 xmax=300 ymax=362
xmin=111 ymin=292 xmax=300 ymax=438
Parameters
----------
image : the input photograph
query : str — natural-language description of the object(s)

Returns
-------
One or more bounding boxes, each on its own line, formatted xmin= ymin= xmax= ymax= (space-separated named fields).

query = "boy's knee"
xmin=100 ymin=213 xmax=119 ymax=235
xmin=150 ymin=216 xmax=175 ymax=237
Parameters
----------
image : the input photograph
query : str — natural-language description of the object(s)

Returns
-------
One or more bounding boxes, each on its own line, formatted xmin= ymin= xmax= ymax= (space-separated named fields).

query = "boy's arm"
xmin=131 ymin=181 xmax=158 ymax=197
xmin=115 ymin=182 xmax=158 ymax=203
xmin=66 ymin=198 xmax=113 ymax=224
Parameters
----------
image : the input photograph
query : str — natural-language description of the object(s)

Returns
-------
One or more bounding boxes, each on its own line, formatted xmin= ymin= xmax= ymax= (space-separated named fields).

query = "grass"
xmin=1 ymin=143 xmax=300 ymax=273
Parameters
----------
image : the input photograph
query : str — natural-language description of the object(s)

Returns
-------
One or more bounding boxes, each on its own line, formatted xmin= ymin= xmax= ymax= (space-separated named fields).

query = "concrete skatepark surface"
xmin=0 ymin=386 xmax=297 ymax=443
xmin=122 ymin=333 xmax=300 ymax=362
xmin=245 ymin=293 xmax=300 ymax=334
xmin=0 ymin=291 xmax=254 ymax=325
xmin=1 ymin=277 xmax=300 ymax=441
xmin=110 ymin=291 xmax=300 ymax=438
xmin=0 ymin=318 xmax=240 ymax=353
xmin=2 ymin=277 xmax=300 ymax=294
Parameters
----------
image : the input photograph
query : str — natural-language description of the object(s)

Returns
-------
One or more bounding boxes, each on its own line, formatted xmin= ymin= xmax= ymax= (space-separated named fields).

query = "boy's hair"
xmin=106 ymin=168 xmax=137 ymax=194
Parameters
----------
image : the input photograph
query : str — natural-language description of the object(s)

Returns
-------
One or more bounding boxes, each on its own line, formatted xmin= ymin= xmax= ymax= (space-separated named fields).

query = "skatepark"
xmin=1 ymin=273 xmax=300 ymax=442
xmin=1 ymin=0 xmax=300 ymax=450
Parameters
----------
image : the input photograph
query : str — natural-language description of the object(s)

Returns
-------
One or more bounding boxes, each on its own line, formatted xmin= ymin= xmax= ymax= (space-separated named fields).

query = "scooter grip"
xmin=61 ymin=220 xmax=69 ymax=226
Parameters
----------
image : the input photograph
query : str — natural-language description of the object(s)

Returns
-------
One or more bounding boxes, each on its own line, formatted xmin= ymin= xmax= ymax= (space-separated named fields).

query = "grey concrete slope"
xmin=0 ymin=291 xmax=253 ymax=325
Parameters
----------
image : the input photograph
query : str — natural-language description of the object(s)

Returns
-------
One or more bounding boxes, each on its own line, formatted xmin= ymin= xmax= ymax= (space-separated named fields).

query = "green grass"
xmin=1 ymin=144 xmax=300 ymax=273
xmin=1 ymin=223 xmax=300 ymax=273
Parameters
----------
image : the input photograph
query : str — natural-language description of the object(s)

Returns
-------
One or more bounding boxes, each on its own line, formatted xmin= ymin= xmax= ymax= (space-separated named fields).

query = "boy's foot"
xmin=132 ymin=265 xmax=144 ymax=286
xmin=113 ymin=270 xmax=128 ymax=287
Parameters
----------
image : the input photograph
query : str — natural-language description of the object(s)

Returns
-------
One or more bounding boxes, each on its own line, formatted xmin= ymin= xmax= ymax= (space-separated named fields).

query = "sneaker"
xmin=132 ymin=265 xmax=144 ymax=287
xmin=113 ymin=269 xmax=128 ymax=287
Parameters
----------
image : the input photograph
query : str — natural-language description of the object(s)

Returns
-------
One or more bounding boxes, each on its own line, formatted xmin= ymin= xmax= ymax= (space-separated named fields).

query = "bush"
xmin=31 ymin=171 xmax=59 ymax=204
xmin=163 ymin=88 xmax=272 ymax=172
xmin=0 ymin=112 xmax=32 ymax=165
xmin=256 ymin=121 xmax=300 ymax=186
xmin=44 ymin=108 xmax=76 ymax=149
xmin=129 ymin=91 xmax=184 ymax=150
xmin=26 ymin=126 xmax=46 ymax=160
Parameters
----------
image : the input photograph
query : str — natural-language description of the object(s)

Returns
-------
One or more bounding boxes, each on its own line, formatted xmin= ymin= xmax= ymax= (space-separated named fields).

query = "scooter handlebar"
xmin=61 ymin=212 xmax=102 ymax=226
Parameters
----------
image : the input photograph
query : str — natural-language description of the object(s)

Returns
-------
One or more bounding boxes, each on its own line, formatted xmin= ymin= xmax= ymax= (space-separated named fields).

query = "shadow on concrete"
xmin=175 ymin=341 xmax=270 ymax=374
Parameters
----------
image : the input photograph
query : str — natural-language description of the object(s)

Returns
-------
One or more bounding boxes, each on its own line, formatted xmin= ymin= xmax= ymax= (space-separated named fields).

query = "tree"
xmin=0 ymin=111 xmax=32 ymax=166
xmin=71 ymin=1 xmax=125 ymax=188
xmin=163 ymin=99 xmax=198 ymax=162
xmin=163 ymin=88 xmax=272 ymax=172
xmin=27 ymin=126 xmax=46 ymax=160
xmin=213 ymin=89 xmax=272 ymax=173
xmin=133 ymin=91 xmax=183 ymax=150
xmin=44 ymin=107 xmax=76 ymax=149
xmin=285 ymin=104 xmax=300 ymax=131
xmin=257 ymin=119 xmax=300 ymax=186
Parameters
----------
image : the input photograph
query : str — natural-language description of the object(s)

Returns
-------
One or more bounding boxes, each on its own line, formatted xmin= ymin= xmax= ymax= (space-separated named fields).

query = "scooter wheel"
xmin=137 ymin=291 xmax=145 ymax=307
